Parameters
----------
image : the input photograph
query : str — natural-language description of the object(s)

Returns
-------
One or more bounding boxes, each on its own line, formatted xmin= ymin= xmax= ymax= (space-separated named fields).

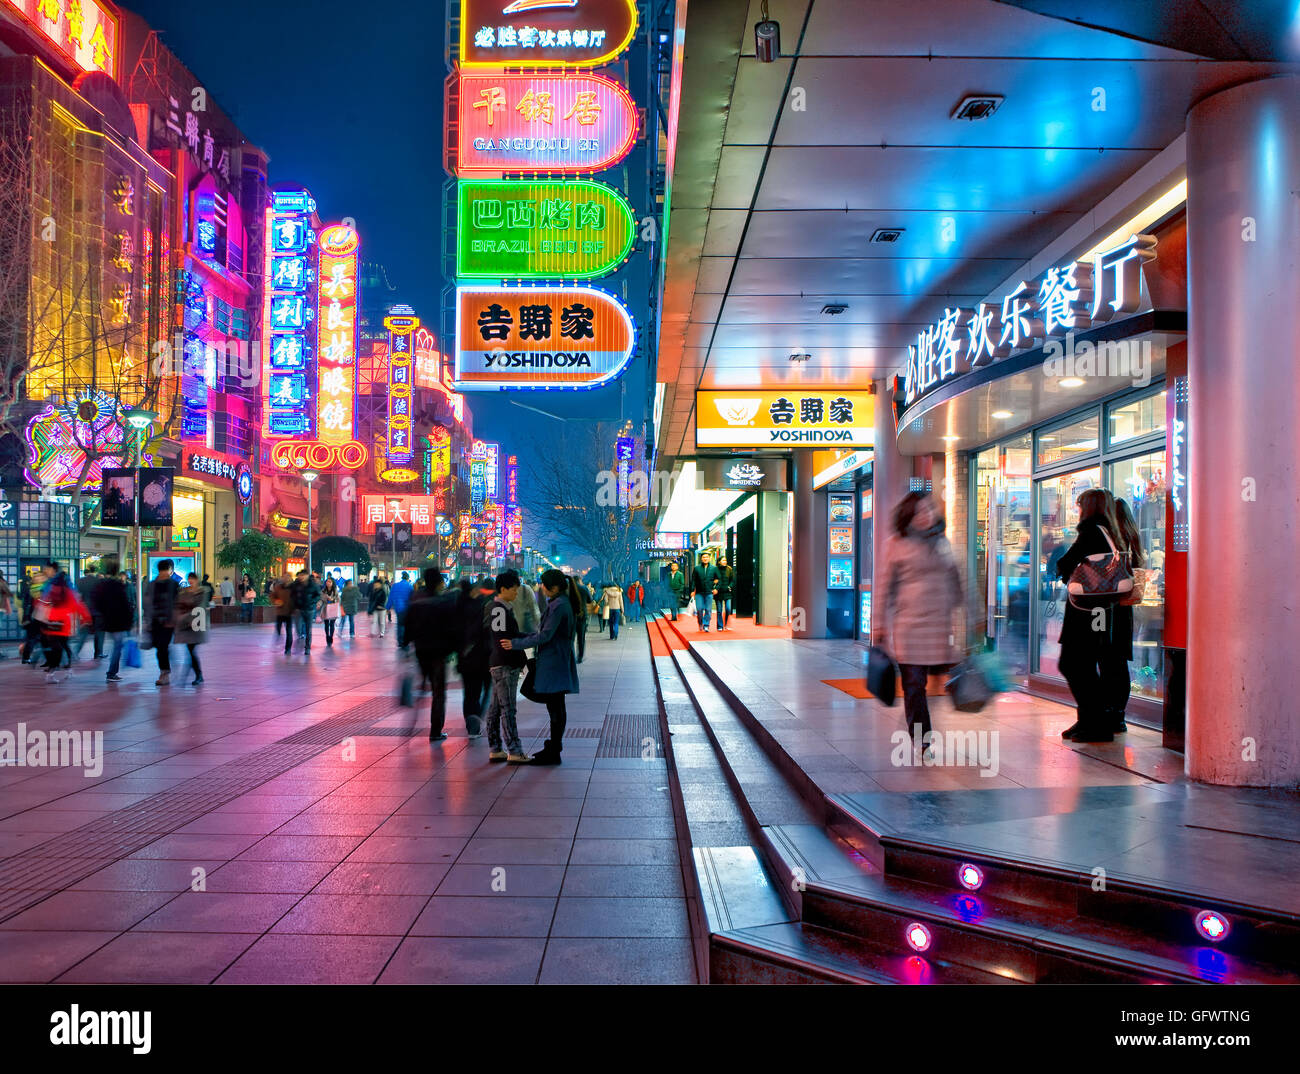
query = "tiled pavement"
xmin=0 ymin=618 xmax=696 ymax=984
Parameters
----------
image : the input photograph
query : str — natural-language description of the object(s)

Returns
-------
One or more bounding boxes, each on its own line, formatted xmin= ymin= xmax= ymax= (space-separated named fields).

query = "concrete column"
xmin=1185 ymin=75 xmax=1300 ymax=788
xmin=790 ymin=451 xmax=828 ymax=638
xmin=755 ymin=489 xmax=788 ymax=626
xmin=871 ymin=380 xmax=911 ymax=635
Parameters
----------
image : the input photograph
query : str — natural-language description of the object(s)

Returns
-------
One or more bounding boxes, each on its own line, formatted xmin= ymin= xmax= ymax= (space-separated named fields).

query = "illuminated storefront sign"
xmin=270 ymin=440 xmax=368 ymax=471
xmin=812 ymin=448 xmax=870 ymax=491
xmin=470 ymin=440 xmax=488 ymax=514
xmin=1171 ymin=375 xmax=1188 ymax=553
xmin=506 ymin=454 xmax=518 ymax=504
xmin=383 ymin=304 xmax=419 ymax=480
xmin=460 ymin=0 xmax=637 ymax=69
xmin=4 ymin=0 xmax=118 ymax=78
xmin=457 ymin=179 xmax=635 ymax=279
xmin=486 ymin=442 xmax=499 ymax=497
xmin=506 ymin=504 xmax=522 ymax=556
xmin=455 ymin=284 xmax=635 ymax=390
xmin=697 ymin=457 xmax=790 ymax=492
xmin=616 ymin=435 xmax=633 ymax=504
xmin=24 ymin=391 xmax=126 ymax=490
xmin=456 ymin=72 xmax=638 ymax=176
xmin=902 ymin=233 xmax=1158 ymax=410
xmin=425 ymin=427 xmax=452 ymax=486
xmin=184 ymin=451 xmax=239 ymax=482
xmin=695 ymin=390 xmax=875 ymax=448
xmin=236 ymin=464 xmax=253 ymax=504
xmin=263 ymin=189 xmax=318 ymax=438
xmin=316 ymin=224 xmax=359 ymax=446
xmin=360 ymin=494 xmax=439 ymax=534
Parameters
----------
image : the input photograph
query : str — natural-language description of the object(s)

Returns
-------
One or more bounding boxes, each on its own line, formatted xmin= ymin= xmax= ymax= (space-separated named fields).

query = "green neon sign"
xmin=457 ymin=178 xmax=636 ymax=280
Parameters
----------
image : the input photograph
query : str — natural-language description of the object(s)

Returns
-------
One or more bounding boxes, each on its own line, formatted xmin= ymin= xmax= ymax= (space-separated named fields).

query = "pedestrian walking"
xmin=34 ymin=566 xmax=88 ymax=683
xmin=0 ymin=570 xmax=13 ymax=660
xmin=667 ymin=560 xmax=685 ymax=621
xmin=220 ymin=576 xmax=235 ymax=606
xmin=340 ymin=578 xmax=360 ymax=637
xmin=200 ymin=573 xmax=216 ymax=606
xmin=389 ymin=570 xmax=414 ymax=648
xmin=501 ymin=568 xmax=580 ymax=765
xmin=320 ymin=576 xmax=341 ymax=646
xmin=572 ymin=577 xmax=589 ymax=663
xmin=93 ymin=558 xmax=133 ymax=682
xmin=626 ymin=578 xmax=644 ymax=623
xmin=484 ymin=570 xmax=529 ymax=763
xmin=873 ymin=493 xmax=963 ymax=752
xmin=455 ymin=577 xmax=494 ymax=737
xmin=289 ymin=569 xmax=321 ymax=654
xmin=714 ymin=556 xmax=735 ymax=630
xmin=74 ymin=564 xmax=104 ymax=660
xmin=595 ymin=581 xmax=607 ymax=633
xmin=690 ymin=551 xmax=719 ymax=632
xmin=240 ymin=579 xmax=256 ymax=623
xmin=175 ymin=572 xmax=209 ymax=685
xmin=144 ymin=560 xmax=182 ymax=685
xmin=271 ymin=574 xmax=293 ymax=639
xmin=367 ymin=575 xmax=388 ymax=637
xmin=602 ymin=581 xmax=624 ymax=640
xmin=1103 ymin=497 xmax=1144 ymax=734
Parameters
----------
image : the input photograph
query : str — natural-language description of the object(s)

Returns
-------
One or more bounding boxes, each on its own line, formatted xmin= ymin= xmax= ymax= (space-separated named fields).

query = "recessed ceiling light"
xmin=821 ymin=303 xmax=848 ymax=316
xmin=870 ymin=227 xmax=905 ymax=244
xmin=991 ymin=410 xmax=1013 ymax=420
xmin=951 ymin=94 xmax=1004 ymax=121
xmin=788 ymin=353 xmax=811 ymax=363
xmin=1060 ymin=377 xmax=1085 ymax=388
xmin=941 ymin=435 xmax=960 ymax=442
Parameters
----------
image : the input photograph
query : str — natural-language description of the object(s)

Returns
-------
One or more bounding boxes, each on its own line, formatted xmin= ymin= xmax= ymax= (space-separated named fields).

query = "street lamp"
xmin=121 ymin=407 xmax=156 ymax=638
xmin=302 ymin=470 xmax=319 ymax=576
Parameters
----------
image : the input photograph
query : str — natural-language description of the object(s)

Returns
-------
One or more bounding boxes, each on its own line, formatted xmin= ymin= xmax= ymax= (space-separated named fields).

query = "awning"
xmin=272 ymin=492 xmax=310 ymax=521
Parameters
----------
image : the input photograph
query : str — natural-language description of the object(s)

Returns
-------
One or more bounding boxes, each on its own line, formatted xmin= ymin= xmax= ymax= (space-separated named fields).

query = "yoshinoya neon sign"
xmin=457 ymin=179 xmax=635 ymax=279
xmin=456 ymin=72 xmax=638 ymax=175
xmin=455 ymin=284 xmax=635 ymax=391
xmin=262 ymin=189 xmax=318 ymax=438
xmin=316 ymin=224 xmax=359 ymax=446
xmin=902 ymin=234 xmax=1158 ymax=409
xmin=460 ymin=0 xmax=637 ymax=69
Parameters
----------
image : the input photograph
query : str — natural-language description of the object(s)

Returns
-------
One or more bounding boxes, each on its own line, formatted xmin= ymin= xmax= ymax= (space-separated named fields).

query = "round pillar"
xmin=790 ymin=451 xmax=828 ymax=638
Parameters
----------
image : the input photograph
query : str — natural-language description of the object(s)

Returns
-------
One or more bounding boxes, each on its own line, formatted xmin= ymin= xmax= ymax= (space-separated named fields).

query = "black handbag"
xmin=946 ymin=659 xmax=993 ymax=713
xmin=519 ymin=657 xmax=542 ymax=702
xmin=865 ymin=645 xmax=898 ymax=706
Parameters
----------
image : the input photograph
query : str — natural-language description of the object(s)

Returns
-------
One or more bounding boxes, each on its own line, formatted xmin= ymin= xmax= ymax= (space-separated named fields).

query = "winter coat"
xmin=879 ymin=531 xmax=962 ymax=666
xmin=513 ymin=582 xmax=539 ymax=635
xmin=36 ymin=584 xmax=89 ymax=638
xmin=406 ymin=589 xmax=459 ymax=658
xmin=457 ymin=586 xmax=494 ymax=673
xmin=367 ymin=581 xmax=388 ymax=613
xmin=389 ymin=578 xmax=414 ymax=614
xmin=145 ymin=575 xmax=181 ymax=629
xmin=340 ymin=583 xmax=360 ymax=615
xmin=320 ymin=585 xmax=341 ymax=620
xmin=270 ymin=581 xmax=293 ymax=616
xmin=668 ymin=570 xmax=686 ymax=605
xmin=1054 ymin=516 xmax=1125 ymax=656
xmin=92 ymin=576 xmax=133 ymax=633
xmin=713 ymin=567 xmax=735 ymax=600
xmin=626 ymin=581 xmax=644 ymax=605
xmin=292 ymin=577 xmax=321 ymax=613
xmin=515 ymin=594 xmax=580 ymax=695
xmin=690 ymin=564 xmax=718 ymax=598
xmin=174 ymin=585 xmax=209 ymax=645
xmin=487 ymin=596 xmax=526 ymax=669
xmin=602 ymin=585 xmax=623 ymax=612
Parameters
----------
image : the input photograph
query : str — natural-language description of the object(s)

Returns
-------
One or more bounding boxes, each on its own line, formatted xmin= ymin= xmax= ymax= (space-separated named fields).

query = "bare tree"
xmin=519 ymin=421 xmax=651 ymax=582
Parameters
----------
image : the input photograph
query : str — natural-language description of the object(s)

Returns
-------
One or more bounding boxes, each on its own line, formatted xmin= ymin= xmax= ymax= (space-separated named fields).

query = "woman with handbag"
xmin=1103 ymin=497 xmax=1145 ymax=734
xmin=872 ymin=493 xmax=963 ymax=750
xmin=320 ymin=576 xmax=341 ymax=647
xmin=501 ymin=568 xmax=580 ymax=765
xmin=1054 ymin=488 xmax=1125 ymax=743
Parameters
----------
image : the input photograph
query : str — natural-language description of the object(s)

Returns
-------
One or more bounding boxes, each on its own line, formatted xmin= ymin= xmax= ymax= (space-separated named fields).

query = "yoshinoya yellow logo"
xmin=696 ymin=390 xmax=875 ymax=448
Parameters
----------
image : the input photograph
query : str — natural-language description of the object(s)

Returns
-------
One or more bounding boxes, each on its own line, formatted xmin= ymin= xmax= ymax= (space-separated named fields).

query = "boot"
xmin=531 ymin=739 xmax=562 ymax=765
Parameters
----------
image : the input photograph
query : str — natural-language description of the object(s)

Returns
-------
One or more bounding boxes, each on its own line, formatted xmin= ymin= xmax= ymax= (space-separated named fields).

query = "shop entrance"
xmin=734 ymin=514 xmax=755 ymax=618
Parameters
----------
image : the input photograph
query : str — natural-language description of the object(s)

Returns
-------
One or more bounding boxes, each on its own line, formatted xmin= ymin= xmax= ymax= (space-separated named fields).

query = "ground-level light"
xmin=1195 ymin=910 xmax=1230 ymax=943
xmin=904 ymin=922 xmax=932 ymax=952
xmin=958 ymin=863 xmax=984 ymax=890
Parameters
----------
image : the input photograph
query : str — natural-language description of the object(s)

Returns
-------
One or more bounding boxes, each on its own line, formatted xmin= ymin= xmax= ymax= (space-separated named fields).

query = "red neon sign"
xmin=5 ymin=0 xmax=118 ymax=78
xmin=316 ymin=224 xmax=359 ymax=446
xmin=455 ymin=72 xmax=638 ymax=176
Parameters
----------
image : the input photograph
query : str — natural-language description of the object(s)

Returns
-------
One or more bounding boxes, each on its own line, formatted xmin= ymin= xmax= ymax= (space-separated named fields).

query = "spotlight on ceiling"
xmin=788 ymin=353 xmax=811 ymax=363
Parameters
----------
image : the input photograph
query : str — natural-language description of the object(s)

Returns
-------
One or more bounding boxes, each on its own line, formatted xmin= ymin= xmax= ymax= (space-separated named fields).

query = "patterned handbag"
xmin=1120 ymin=566 xmax=1148 ymax=606
xmin=1067 ymin=527 xmax=1133 ymax=610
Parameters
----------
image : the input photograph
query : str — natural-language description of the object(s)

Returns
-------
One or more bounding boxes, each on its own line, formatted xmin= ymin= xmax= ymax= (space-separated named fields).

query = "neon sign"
xmin=360 ymin=494 xmax=439 ymax=534
xmin=270 ymin=440 xmax=368 ymax=471
xmin=263 ymin=189 xmax=318 ymax=438
xmin=456 ymin=72 xmax=638 ymax=175
xmin=460 ymin=0 xmax=637 ymax=69
xmin=383 ymin=304 xmax=419 ymax=478
xmin=1171 ymin=375 xmax=1188 ymax=553
xmin=4 ymin=0 xmax=118 ymax=78
xmin=24 ymin=391 xmax=126 ymax=490
xmin=457 ymin=179 xmax=635 ymax=279
xmin=455 ymin=284 xmax=635 ymax=391
xmin=316 ymin=224 xmax=359 ymax=446
xmin=902 ymin=234 xmax=1158 ymax=410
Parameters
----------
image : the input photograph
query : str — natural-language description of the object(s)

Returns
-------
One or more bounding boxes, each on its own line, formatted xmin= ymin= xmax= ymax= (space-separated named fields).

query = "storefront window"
xmin=972 ymin=435 xmax=1033 ymax=678
xmin=1108 ymin=450 xmax=1167 ymax=700
xmin=1107 ymin=390 xmax=1166 ymax=448
xmin=1036 ymin=466 xmax=1102 ymax=678
xmin=1036 ymin=413 xmax=1100 ymax=469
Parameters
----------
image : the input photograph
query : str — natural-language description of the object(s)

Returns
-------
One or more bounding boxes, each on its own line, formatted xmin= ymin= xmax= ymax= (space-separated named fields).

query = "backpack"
xmin=1066 ymin=526 xmax=1133 ymax=610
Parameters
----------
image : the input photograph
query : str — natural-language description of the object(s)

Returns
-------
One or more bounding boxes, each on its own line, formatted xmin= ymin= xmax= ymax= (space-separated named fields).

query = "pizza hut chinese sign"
xmin=460 ymin=0 xmax=637 ymax=69
xmin=902 ymin=234 xmax=1157 ymax=410
xmin=456 ymin=72 xmax=638 ymax=176
xmin=455 ymin=285 xmax=634 ymax=391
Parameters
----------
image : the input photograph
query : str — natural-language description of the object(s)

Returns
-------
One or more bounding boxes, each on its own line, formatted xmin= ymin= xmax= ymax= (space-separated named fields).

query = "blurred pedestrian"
xmin=320 ymin=575 xmax=341 ymax=647
xmin=35 ymin=567 xmax=88 ymax=684
xmin=389 ymin=570 xmax=414 ymax=648
xmin=367 ymin=574 xmax=388 ymax=637
xmin=290 ymin=569 xmax=321 ymax=654
xmin=602 ymin=581 xmax=624 ymax=640
xmin=94 ymin=558 xmax=133 ymax=682
xmin=144 ymin=559 xmax=181 ymax=686
xmin=271 ymin=573 xmax=293 ymax=640
xmin=340 ymin=577 xmax=360 ymax=637
xmin=175 ymin=572 xmax=209 ymax=685
xmin=484 ymin=570 xmax=529 ymax=763
xmin=455 ymin=577 xmax=493 ymax=737
xmin=571 ymin=577 xmax=589 ymax=663
xmin=220 ymin=576 xmax=235 ymax=606
xmin=873 ymin=493 xmax=962 ymax=752
xmin=406 ymin=569 xmax=456 ymax=740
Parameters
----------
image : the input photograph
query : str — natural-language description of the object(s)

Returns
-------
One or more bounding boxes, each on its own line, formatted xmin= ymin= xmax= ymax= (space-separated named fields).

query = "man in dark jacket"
xmin=145 ymin=560 xmax=181 ymax=685
xmin=74 ymin=565 xmax=103 ymax=659
xmin=289 ymin=569 xmax=321 ymax=654
xmin=690 ymin=552 xmax=719 ymax=632
xmin=667 ymin=561 xmax=685 ymax=621
xmin=456 ymin=578 xmax=494 ymax=737
xmin=93 ymin=559 xmax=133 ymax=681
xmin=405 ymin=569 xmax=456 ymax=740
xmin=484 ymin=570 xmax=528 ymax=762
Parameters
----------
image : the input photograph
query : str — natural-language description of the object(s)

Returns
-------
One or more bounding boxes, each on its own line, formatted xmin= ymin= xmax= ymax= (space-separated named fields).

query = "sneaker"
xmin=106 ymin=674 xmax=122 ymax=682
xmin=488 ymin=749 xmax=508 ymax=762
xmin=429 ymin=731 xmax=448 ymax=742
xmin=155 ymin=672 xmax=170 ymax=685
xmin=506 ymin=751 xmax=530 ymax=764
xmin=192 ymin=677 xmax=204 ymax=685
xmin=45 ymin=671 xmax=60 ymax=684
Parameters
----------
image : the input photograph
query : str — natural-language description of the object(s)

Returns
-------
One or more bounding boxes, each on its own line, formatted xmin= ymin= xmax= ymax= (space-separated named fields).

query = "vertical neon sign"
xmin=382 ymin=304 xmax=420 ymax=481
xmin=316 ymin=225 xmax=359 ymax=446
xmin=263 ymin=189 xmax=317 ymax=438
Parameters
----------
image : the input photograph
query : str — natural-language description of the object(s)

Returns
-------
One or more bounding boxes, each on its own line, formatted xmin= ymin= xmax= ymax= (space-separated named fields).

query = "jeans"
xmin=714 ymin=596 xmax=728 ymax=629
xmin=608 ymin=609 xmax=621 ymax=639
xmin=694 ymin=593 xmax=711 ymax=630
xmin=240 ymin=602 xmax=254 ymax=623
xmin=576 ymin=616 xmax=587 ymax=662
xmin=343 ymin=613 xmax=355 ymax=636
xmin=187 ymin=642 xmax=203 ymax=680
xmin=417 ymin=651 xmax=448 ymax=736
xmin=105 ymin=631 xmax=127 ymax=677
xmin=295 ymin=610 xmax=313 ymax=651
xmin=151 ymin=624 xmax=174 ymax=672
xmin=460 ymin=663 xmax=489 ymax=734
xmin=628 ymin=600 xmax=641 ymax=622
xmin=487 ymin=666 xmax=524 ymax=754
xmin=370 ymin=610 xmax=386 ymax=636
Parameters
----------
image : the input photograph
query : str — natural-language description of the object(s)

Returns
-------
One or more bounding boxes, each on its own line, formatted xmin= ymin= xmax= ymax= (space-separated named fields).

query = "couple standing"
xmin=689 ymin=550 xmax=734 ymax=632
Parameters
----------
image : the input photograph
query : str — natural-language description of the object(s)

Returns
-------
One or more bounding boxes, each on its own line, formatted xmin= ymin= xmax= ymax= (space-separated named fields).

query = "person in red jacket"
xmin=625 ymin=579 xmax=644 ymax=623
xmin=36 ymin=567 xmax=90 ymax=683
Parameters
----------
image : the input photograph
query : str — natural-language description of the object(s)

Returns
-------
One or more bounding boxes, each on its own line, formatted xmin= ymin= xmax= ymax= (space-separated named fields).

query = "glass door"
xmin=1036 ymin=465 xmax=1102 ymax=678
xmin=972 ymin=435 xmax=1033 ymax=678
xmin=1108 ymin=449 xmax=1167 ymax=700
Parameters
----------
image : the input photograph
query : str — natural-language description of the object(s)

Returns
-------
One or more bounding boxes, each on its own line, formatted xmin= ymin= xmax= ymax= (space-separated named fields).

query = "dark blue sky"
xmin=124 ymin=0 xmax=650 ymax=455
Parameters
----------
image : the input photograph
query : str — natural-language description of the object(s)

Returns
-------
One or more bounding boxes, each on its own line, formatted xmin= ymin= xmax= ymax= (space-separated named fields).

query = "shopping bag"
xmin=946 ymin=659 xmax=993 ymax=713
xmin=865 ymin=646 xmax=898 ymax=706
xmin=519 ymin=657 xmax=542 ymax=703
xmin=972 ymin=650 xmax=1010 ymax=694
xmin=124 ymin=639 xmax=142 ymax=669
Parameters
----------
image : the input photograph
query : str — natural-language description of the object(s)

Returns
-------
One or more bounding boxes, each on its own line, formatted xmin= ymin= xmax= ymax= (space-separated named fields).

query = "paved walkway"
xmin=0 ymin=618 xmax=695 ymax=984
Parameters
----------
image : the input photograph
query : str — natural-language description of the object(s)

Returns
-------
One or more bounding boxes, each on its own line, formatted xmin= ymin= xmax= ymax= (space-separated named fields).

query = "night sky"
xmin=123 ymin=0 xmax=649 ymax=466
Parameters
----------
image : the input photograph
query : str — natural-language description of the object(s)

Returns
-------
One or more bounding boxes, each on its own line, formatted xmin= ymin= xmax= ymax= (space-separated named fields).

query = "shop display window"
xmin=1036 ymin=413 xmax=1100 ymax=469
xmin=1107 ymin=390 xmax=1166 ymax=448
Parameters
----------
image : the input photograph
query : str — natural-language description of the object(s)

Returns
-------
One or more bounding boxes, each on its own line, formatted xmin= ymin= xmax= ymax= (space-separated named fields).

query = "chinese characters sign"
xmin=460 ymin=0 xmax=637 ymax=69
xmin=456 ymin=72 xmax=638 ymax=175
xmin=24 ymin=391 xmax=125 ymax=490
xmin=455 ymin=285 xmax=635 ymax=390
xmin=902 ymin=234 xmax=1158 ymax=411
xmin=458 ymin=179 xmax=635 ymax=279
xmin=695 ymin=390 xmax=875 ymax=448
xmin=5 ymin=0 xmax=117 ymax=78
xmin=316 ymin=224 xmax=359 ymax=446
xmin=383 ymin=305 xmax=420 ymax=480
xmin=262 ymin=189 xmax=318 ymax=438
xmin=360 ymin=495 xmax=439 ymax=535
